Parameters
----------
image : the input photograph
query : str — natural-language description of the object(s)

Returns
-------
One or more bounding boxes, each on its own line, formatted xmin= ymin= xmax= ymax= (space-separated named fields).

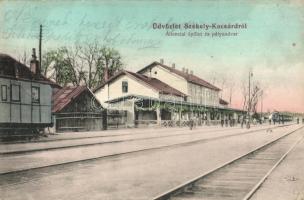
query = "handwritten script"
xmin=0 ymin=4 xmax=162 ymax=50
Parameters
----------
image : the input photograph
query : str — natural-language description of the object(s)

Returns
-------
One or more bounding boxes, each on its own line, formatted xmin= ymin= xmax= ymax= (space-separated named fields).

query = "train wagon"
xmin=0 ymin=50 xmax=58 ymax=136
xmin=269 ymin=111 xmax=293 ymax=123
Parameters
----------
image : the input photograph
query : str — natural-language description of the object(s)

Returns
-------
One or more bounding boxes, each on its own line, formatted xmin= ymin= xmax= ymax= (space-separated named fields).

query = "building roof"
xmin=219 ymin=98 xmax=229 ymax=105
xmin=137 ymin=61 xmax=221 ymax=91
xmin=94 ymin=70 xmax=186 ymax=97
xmin=52 ymin=86 xmax=88 ymax=113
xmin=0 ymin=53 xmax=61 ymax=88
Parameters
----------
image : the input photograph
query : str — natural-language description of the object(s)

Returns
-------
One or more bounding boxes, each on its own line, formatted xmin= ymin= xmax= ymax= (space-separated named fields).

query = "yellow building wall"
xmin=94 ymin=74 xmax=159 ymax=106
xmin=141 ymin=65 xmax=220 ymax=106
xmin=188 ymin=82 xmax=220 ymax=106
xmin=141 ymin=65 xmax=189 ymax=95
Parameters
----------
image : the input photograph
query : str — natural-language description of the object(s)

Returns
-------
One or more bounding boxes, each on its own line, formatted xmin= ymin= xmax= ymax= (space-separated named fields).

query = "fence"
xmin=54 ymin=110 xmax=127 ymax=132
xmin=161 ymin=120 xmax=221 ymax=127
xmin=107 ymin=110 xmax=128 ymax=129
xmin=133 ymin=119 xmax=222 ymax=128
xmin=134 ymin=120 xmax=158 ymax=128
xmin=54 ymin=112 xmax=104 ymax=132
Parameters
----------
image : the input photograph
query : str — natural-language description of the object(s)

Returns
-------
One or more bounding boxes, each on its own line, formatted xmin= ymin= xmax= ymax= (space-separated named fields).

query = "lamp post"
xmin=247 ymin=71 xmax=253 ymax=129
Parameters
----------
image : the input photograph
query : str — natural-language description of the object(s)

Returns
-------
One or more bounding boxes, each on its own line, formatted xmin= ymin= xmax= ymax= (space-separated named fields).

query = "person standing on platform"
xmin=241 ymin=115 xmax=244 ymax=128
xmin=189 ymin=118 xmax=194 ymax=130
xmin=221 ymin=117 xmax=224 ymax=127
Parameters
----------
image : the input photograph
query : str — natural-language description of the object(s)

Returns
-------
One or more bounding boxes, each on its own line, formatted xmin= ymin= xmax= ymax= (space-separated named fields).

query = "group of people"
xmin=220 ymin=117 xmax=236 ymax=127
xmin=187 ymin=114 xmax=303 ymax=130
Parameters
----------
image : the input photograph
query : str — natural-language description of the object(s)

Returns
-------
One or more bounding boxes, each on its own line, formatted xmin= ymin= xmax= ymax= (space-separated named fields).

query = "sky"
xmin=0 ymin=0 xmax=303 ymax=113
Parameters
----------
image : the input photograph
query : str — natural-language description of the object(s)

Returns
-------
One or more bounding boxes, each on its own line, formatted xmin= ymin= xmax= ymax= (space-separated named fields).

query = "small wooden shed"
xmin=52 ymin=86 xmax=104 ymax=132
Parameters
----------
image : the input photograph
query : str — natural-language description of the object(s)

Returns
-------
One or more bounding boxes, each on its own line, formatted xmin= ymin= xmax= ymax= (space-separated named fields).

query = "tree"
xmin=41 ymin=42 xmax=123 ymax=89
xmin=77 ymin=42 xmax=123 ymax=88
xmin=241 ymin=81 xmax=248 ymax=112
xmin=41 ymin=47 xmax=79 ymax=86
xmin=241 ymin=80 xmax=263 ymax=115
xmin=250 ymin=85 xmax=262 ymax=113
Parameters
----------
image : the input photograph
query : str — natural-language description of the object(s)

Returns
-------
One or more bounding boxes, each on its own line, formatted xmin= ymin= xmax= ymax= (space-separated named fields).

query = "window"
xmin=1 ymin=85 xmax=7 ymax=101
xmin=32 ymin=86 xmax=40 ymax=103
xmin=11 ymin=84 xmax=20 ymax=102
xmin=122 ymin=81 xmax=128 ymax=93
xmin=154 ymin=71 xmax=157 ymax=75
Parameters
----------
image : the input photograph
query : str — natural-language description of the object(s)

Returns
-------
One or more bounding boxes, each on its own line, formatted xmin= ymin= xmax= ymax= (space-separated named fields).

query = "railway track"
xmin=0 ymin=124 xmax=296 ymax=175
xmin=0 ymin=126 xmax=239 ymax=155
xmin=153 ymin=125 xmax=304 ymax=200
xmin=0 ymin=124 xmax=291 ymax=156
xmin=1 ymin=126 xmax=226 ymax=144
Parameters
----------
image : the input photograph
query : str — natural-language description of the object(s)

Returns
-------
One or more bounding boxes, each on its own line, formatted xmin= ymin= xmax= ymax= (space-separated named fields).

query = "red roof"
xmin=137 ymin=61 xmax=221 ymax=91
xmin=0 ymin=53 xmax=61 ymax=88
xmin=52 ymin=86 xmax=87 ymax=113
xmin=94 ymin=70 xmax=186 ymax=97
xmin=219 ymin=98 xmax=229 ymax=105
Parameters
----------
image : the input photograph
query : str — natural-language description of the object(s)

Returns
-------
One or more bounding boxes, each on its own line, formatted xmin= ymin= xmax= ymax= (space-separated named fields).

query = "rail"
xmin=152 ymin=125 xmax=304 ymax=200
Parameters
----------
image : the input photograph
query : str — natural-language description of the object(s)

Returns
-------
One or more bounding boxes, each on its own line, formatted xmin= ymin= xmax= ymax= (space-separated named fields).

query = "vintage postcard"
xmin=0 ymin=0 xmax=304 ymax=200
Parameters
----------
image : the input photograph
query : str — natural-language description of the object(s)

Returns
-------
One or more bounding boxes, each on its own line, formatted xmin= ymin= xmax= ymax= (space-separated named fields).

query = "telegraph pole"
xmin=39 ymin=24 xmax=42 ymax=73
xmin=247 ymin=71 xmax=253 ymax=128
xmin=260 ymin=91 xmax=263 ymax=116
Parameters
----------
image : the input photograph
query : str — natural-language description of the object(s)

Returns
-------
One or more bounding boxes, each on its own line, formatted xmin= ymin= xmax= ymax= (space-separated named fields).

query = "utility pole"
xmin=260 ymin=91 xmax=263 ymax=116
xmin=260 ymin=90 xmax=263 ymax=124
xmin=39 ymin=24 xmax=42 ymax=74
xmin=229 ymin=87 xmax=232 ymax=105
xmin=247 ymin=71 xmax=253 ymax=128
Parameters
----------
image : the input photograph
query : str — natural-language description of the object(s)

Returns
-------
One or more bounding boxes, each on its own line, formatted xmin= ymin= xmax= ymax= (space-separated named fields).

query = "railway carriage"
xmin=269 ymin=111 xmax=293 ymax=123
xmin=0 ymin=51 xmax=58 ymax=136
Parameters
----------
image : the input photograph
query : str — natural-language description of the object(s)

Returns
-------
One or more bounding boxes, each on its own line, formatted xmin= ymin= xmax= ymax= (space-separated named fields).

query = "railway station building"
xmin=94 ymin=61 xmax=244 ymax=128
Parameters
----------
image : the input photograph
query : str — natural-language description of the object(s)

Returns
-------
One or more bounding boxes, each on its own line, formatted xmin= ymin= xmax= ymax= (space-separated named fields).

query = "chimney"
xmin=182 ymin=67 xmax=185 ymax=72
xmin=14 ymin=63 xmax=19 ymax=78
xmin=172 ymin=63 xmax=175 ymax=69
xmin=190 ymin=70 xmax=193 ymax=75
xmin=186 ymin=69 xmax=189 ymax=74
xmin=160 ymin=58 xmax=164 ymax=64
xmin=30 ymin=48 xmax=40 ymax=77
